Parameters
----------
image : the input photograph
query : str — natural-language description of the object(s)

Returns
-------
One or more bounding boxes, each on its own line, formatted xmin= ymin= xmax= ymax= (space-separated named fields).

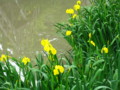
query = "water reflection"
xmin=0 ymin=0 xmax=89 ymax=58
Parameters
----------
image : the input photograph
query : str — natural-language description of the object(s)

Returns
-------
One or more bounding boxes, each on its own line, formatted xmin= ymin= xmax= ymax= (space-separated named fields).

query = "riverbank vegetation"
xmin=0 ymin=0 xmax=120 ymax=89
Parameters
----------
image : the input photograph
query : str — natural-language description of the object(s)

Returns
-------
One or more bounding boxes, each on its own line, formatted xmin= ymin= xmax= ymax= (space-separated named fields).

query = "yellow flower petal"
xmin=51 ymin=47 xmax=57 ymax=55
xmin=74 ymin=4 xmax=80 ymax=11
xmin=22 ymin=57 xmax=30 ymax=65
xmin=59 ymin=66 xmax=64 ymax=73
xmin=55 ymin=65 xmax=64 ymax=74
xmin=90 ymin=41 xmax=95 ymax=46
xmin=53 ymin=69 xmax=59 ymax=75
xmin=72 ymin=14 xmax=77 ymax=18
xmin=44 ymin=45 xmax=51 ymax=52
xmin=77 ymin=1 xmax=81 ymax=5
xmin=66 ymin=8 xmax=74 ymax=14
xmin=41 ymin=39 xmax=50 ymax=46
xmin=101 ymin=47 xmax=108 ymax=53
xmin=89 ymin=33 xmax=92 ymax=38
xmin=66 ymin=30 xmax=72 ymax=36
xmin=55 ymin=65 xmax=59 ymax=69
xmin=41 ymin=39 xmax=57 ymax=55
xmin=0 ymin=54 xmax=8 ymax=62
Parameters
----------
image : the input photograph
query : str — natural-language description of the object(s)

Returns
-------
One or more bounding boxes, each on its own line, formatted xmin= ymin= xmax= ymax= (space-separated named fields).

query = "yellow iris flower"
xmin=22 ymin=57 xmax=30 ymax=65
xmin=53 ymin=69 xmax=59 ymax=75
xmin=90 ymin=40 xmax=96 ymax=46
xmin=66 ymin=8 xmax=74 ymax=14
xmin=0 ymin=54 xmax=8 ymax=62
xmin=66 ymin=30 xmax=72 ymax=36
xmin=53 ymin=65 xmax=64 ymax=75
xmin=77 ymin=1 xmax=81 ymax=5
xmin=41 ymin=39 xmax=50 ymax=47
xmin=101 ymin=47 xmax=108 ymax=53
xmin=41 ymin=39 xmax=57 ymax=55
xmin=74 ymin=4 xmax=80 ymax=11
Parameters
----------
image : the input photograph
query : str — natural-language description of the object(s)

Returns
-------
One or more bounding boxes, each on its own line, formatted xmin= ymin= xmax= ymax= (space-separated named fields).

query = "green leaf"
xmin=90 ymin=69 xmax=103 ymax=85
xmin=94 ymin=86 xmax=111 ymax=90
xmin=71 ymin=85 xmax=76 ymax=90
xmin=93 ymin=60 xmax=104 ymax=67
xmin=41 ymin=72 xmax=48 ymax=80
xmin=113 ymin=69 xmax=118 ymax=80
xmin=15 ymin=88 xmax=30 ymax=90
xmin=0 ymin=87 xmax=8 ymax=90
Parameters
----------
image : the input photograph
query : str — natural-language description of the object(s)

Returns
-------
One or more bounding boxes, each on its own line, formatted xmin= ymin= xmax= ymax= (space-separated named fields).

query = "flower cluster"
xmin=88 ymin=33 xmax=109 ymax=53
xmin=53 ymin=65 xmax=64 ymax=75
xmin=88 ymin=33 xmax=96 ymax=47
xmin=22 ymin=57 xmax=30 ymax=65
xmin=0 ymin=54 xmax=9 ymax=62
xmin=66 ymin=0 xmax=81 ymax=18
xmin=41 ymin=39 xmax=57 ymax=55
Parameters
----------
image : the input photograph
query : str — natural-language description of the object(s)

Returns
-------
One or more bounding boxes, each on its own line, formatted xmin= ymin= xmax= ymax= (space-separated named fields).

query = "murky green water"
xmin=0 ymin=0 xmax=90 ymax=59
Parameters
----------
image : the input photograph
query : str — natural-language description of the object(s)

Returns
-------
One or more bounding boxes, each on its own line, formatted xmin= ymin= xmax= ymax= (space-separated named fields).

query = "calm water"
xmin=0 ymin=0 xmax=90 ymax=59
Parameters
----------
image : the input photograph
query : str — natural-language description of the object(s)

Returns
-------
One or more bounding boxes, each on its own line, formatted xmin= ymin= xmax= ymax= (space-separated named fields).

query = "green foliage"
xmin=55 ymin=0 xmax=120 ymax=89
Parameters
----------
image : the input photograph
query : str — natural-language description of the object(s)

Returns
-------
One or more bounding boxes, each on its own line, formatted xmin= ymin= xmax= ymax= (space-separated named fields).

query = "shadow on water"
xmin=0 ymin=0 xmax=90 ymax=60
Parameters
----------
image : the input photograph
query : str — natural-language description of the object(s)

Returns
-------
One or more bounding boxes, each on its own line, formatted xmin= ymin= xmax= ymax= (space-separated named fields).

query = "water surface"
xmin=0 ymin=0 xmax=90 ymax=59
